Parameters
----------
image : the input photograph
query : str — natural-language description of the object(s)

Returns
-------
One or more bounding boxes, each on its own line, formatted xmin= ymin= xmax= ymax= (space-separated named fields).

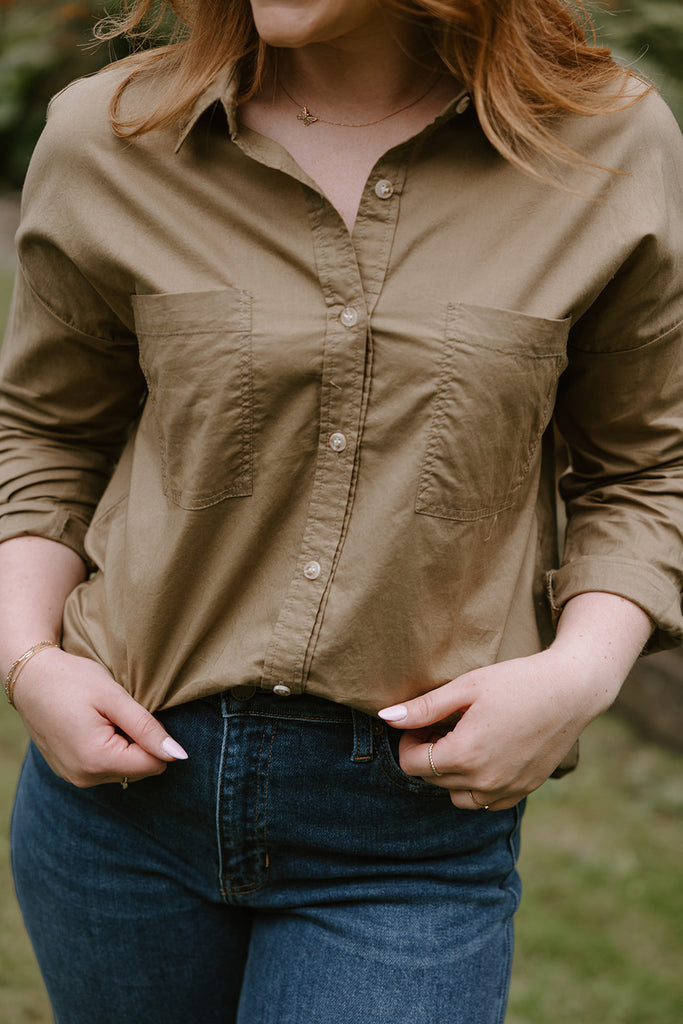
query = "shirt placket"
xmin=261 ymin=159 xmax=407 ymax=694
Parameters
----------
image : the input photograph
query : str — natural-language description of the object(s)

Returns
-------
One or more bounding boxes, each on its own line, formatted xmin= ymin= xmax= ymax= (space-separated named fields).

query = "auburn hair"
xmin=97 ymin=0 xmax=644 ymax=180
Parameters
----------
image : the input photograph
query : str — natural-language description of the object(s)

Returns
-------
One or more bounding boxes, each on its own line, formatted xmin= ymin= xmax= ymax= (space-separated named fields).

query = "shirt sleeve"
xmin=0 ymin=149 xmax=146 ymax=568
xmin=0 ymin=71 xmax=147 ymax=564
xmin=549 ymin=98 xmax=683 ymax=650
xmin=0 ymin=258 xmax=145 ymax=564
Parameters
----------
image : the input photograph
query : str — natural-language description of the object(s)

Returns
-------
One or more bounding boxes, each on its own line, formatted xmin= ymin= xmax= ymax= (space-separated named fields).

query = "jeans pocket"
xmin=133 ymin=286 xmax=253 ymax=510
xmin=416 ymin=303 xmax=569 ymax=521
xmin=376 ymin=726 xmax=450 ymax=798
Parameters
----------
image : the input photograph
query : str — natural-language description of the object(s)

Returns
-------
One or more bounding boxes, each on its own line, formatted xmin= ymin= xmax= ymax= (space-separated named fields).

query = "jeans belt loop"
xmin=351 ymin=708 xmax=374 ymax=763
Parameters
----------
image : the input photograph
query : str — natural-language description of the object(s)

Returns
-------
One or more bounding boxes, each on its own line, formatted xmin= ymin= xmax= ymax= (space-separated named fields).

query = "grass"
xmin=509 ymin=714 xmax=683 ymax=1024
xmin=0 ymin=712 xmax=51 ymax=1024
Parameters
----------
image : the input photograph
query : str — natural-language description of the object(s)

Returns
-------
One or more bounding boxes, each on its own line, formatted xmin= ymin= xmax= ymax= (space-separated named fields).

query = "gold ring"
xmin=120 ymin=777 xmax=129 ymax=790
xmin=428 ymin=743 xmax=443 ymax=777
xmin=469 ymin=789 xmax=489 ymax=810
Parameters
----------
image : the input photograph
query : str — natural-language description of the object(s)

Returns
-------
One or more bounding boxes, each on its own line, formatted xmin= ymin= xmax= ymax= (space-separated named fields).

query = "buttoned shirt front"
xmin=0 ymin=62 xmax=681 ymax=714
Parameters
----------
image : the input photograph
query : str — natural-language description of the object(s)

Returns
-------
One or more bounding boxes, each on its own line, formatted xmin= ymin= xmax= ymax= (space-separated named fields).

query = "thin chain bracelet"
xmin=4 ymin=640 xmax=61 ymax=706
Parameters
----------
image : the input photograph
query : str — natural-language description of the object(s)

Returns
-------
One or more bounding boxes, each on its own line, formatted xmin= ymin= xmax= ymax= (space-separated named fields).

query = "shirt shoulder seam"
xmin=16 ymin=259 xmax=119 ymax=345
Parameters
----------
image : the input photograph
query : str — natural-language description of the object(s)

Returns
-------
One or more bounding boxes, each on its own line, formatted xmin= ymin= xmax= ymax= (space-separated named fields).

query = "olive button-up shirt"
xmin=0 ymin=64 xmax=681 ymax=714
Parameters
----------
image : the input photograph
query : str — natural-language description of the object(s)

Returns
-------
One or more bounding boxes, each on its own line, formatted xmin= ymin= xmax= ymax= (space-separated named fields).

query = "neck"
xmin=274 ymin=19 xmax=442 ymax=122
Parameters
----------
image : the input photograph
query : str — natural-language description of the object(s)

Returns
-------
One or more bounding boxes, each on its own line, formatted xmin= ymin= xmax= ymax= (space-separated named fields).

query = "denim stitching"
xmin=216 ymin=713 xmax=230 ymax=901
xmin=225 ymin=709 xmax=350 ymax=725
xmin=221 ymin=718 xmax=280 ymax=897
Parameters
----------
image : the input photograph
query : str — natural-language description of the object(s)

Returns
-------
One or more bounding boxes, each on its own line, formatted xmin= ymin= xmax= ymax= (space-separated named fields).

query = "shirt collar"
xmin=174 ymin=62 xmax=471 ymax=154
xmin=175 ymin=63 xmax=241 ymax=153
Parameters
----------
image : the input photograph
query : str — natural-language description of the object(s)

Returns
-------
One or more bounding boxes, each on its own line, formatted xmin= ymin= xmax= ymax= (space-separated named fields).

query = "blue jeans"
xmin=11 ymin=690 xmax=523 ymax=1024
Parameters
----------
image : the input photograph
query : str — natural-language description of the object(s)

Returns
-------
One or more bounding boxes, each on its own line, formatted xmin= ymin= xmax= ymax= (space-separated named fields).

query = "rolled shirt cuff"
xmin=546 ymin=557 xmax=683 ymax=652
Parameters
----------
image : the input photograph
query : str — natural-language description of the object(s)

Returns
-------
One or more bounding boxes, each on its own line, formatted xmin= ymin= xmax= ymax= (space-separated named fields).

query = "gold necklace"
xmin=279 ymin=76 xmax=440 ymax=128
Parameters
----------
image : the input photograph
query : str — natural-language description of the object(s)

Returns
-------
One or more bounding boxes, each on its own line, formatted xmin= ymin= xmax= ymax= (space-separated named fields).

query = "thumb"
xmin=378 ymin=679 xmax=468 ymax=730
xmin=101 ymin=687 xmax=189 ymax=762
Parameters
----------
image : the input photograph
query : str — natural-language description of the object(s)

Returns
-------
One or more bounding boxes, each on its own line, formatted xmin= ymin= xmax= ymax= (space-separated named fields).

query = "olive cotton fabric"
xmin=0 ymin=63 xmax=681 ymax=714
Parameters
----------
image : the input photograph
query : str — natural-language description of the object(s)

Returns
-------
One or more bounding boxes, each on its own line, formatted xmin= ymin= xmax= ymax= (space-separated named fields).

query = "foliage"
xmin=590 ymin=0 xmax=683 ymax=123
xmin=0 ymin=2 xmax=125 ymax=187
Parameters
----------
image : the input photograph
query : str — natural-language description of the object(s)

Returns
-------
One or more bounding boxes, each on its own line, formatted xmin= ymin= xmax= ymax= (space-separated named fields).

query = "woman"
xmin=1 ymin=0 xmax=681 ymax=1021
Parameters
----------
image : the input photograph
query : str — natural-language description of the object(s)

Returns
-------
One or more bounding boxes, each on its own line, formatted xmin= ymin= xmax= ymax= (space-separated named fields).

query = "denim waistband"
xmin=207 ymin=687 xmax=377 ymax=765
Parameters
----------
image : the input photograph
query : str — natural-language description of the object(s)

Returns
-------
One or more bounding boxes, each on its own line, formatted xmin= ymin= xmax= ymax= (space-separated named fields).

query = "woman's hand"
xmin=379 ymin=592 xmax=653 ymax=811
xmin=0 ymin=536 xmax=187 ymax=788
xmin=380 ymin=647 xmax=598 ymax=810
xmin=12 ymin=647 xmax=188 ymax=788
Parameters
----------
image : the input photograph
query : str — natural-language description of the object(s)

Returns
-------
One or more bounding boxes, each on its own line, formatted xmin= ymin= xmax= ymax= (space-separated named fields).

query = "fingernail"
xmin=378 ymin=704 xmax=408 ymax=722
xmin=162 ymin=737 xmax=189 ymax=760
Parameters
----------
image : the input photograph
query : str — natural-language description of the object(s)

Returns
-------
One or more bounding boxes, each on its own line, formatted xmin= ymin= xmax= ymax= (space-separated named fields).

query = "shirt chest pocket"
xmin=416 ymin=303 xmax=569 ymax=521
xmin=132 ymin=287 xmax=253 ymax=510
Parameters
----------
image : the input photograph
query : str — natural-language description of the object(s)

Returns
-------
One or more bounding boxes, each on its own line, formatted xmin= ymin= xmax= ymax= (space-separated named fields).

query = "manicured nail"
xmin=162 ymin=737 xmax=189 ymax=760
xmin=378 ymin=704 xmax=408 ymax=722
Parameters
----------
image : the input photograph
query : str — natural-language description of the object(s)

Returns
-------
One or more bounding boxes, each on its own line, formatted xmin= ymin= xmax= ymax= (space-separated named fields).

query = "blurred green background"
xmin=0 ymin=1 xmax=682 ymax=1021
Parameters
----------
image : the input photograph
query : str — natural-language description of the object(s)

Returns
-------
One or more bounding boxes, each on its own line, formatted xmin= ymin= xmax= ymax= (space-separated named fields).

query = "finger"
xmin=95 ymin=686 xmax=189 ymax=763
xmin=378 ymin=679 xmax=468 ymax=730
xmin=448 ymin=787 xmax=525 ymax=812
xmin=59 ymin=715 xmax=173 ymax=787
xmin=397 ymin=731 xmax=465 ymax=787
xmin=98 ymin=727 xmax=172 ymax=780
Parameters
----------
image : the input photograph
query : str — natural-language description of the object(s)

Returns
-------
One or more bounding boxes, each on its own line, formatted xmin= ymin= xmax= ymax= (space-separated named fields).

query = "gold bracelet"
xmin=4 ymin=640 xmax=61 ymax=707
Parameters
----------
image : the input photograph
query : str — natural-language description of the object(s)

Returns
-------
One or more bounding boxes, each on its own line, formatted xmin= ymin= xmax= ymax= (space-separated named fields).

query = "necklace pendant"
xmin=297 ymin=107 xmax=319 ymax=127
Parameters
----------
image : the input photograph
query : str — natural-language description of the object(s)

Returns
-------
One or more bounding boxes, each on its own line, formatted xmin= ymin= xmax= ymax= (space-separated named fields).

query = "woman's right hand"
xmin=11 ymin=647 xmax=188 ymax=788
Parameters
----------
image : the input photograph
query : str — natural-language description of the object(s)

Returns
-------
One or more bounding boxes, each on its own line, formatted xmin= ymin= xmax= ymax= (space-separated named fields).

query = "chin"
xmin=251 ymin=7 xmax=322 ymax=47
xmin=254 ymin=27 xmax=318 ymax=48
xmin=249 ymin=0 xmax=375 ymax=49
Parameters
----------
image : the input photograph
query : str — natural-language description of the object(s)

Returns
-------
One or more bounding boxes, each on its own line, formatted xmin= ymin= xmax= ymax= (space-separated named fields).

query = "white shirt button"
xmin=329 ymin=432 xmax=347 ymax=452
xmin=273 ymin=683 xmax=292 ymax=696
xmin=340 ymin=307 xmax=358 ymax=328
xmin=455 ymin=95 xmax=471 ymax=115
xmin=374 ymin=179 xmax=394 ymax=199
xmin=303 ymin=560 xmax=321 ymax=580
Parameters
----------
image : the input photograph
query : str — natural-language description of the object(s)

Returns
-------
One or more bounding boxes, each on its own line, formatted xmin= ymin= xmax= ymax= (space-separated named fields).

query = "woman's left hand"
xmin=379 ymin=592 xmax=653 ymax=810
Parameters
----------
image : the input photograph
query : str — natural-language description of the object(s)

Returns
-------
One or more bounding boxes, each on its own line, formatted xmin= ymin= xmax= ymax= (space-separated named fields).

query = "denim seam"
xmin=504 ymin=801 xmax=523 ymax=881
xmin=244 ymin=718 xmax=276 ymax=893
xmin=215 ymin=714 xmax=230 ymax=902
xmin=220 ymin=720 xmax=277 ymax=898
xmin=224 ymin=709 xmax=350 ymax=725
xmin=494 ymin=918 xmax=515 ymax=1024
xmin=493 ymin=802 xmax=524 ymax=1022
